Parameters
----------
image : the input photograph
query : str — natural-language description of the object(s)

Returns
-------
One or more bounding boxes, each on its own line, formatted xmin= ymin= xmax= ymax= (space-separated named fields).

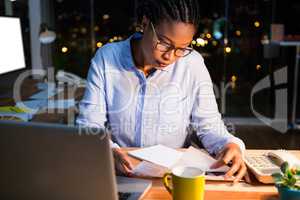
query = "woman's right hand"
xmin=112 ymin=148 xmax=134 ymax=176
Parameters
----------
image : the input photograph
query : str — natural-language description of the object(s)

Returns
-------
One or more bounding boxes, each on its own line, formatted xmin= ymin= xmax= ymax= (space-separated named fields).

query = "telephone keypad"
xmin=245 ymin=155 xmax=280 ymax=171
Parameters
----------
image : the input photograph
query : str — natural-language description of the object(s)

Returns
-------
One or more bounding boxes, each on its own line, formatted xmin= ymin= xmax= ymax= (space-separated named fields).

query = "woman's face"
xmin=141 ymin=19 xmax=196 ymax=69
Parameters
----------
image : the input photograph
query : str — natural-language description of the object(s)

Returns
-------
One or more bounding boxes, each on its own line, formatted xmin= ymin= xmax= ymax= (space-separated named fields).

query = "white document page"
xmin=173 ymin=146 xmax=230 ymax=172
xmin=128 ymin=144 xmax=183 ymax=168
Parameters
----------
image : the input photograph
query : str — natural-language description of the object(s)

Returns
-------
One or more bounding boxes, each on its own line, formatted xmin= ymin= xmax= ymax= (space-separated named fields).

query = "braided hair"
xmin=137 ymin=0 xmax=201 ymax=29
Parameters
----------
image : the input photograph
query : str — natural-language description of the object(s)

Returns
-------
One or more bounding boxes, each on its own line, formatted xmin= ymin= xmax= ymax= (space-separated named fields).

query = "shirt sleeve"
xmin=190 ymin=58 xmax=245 ymax=156
xmin=75 ymin=54 xmax=120 ymax=148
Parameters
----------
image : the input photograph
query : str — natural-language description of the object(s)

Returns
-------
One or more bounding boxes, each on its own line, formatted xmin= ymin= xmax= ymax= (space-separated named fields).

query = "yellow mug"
xmin=163 ymin=166 xmax=205 ymax=200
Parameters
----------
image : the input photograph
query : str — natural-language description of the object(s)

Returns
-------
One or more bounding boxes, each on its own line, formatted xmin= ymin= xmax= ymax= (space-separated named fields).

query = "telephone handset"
xmin=56 ymin=70 xmax=86 ymax=87
xmin=244 ymin=150 xmax=300 ymax=184
xmin=267 ymin=150 xmax=300 ymax=168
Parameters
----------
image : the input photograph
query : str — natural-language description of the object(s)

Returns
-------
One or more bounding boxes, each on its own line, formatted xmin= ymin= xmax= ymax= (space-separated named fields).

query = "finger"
xmin=113 ymin=149 xmax=134 ymax=170
xmin=225 ymin=158 xmax=241 ymax=179
xmin=119 ymin=161 xmax=133 ymax=173
xmin=244 ymin=171 xmax=251 ymax=183
xmin=222 ymin=150 xmax=235 ymax=165
xmin=210 ymin=149 xmax=226 ymax=169
xmin=123 ymin=165 xmax=133 ymax=176
xmin=210 ymin=159 xmax=225 ymax=169
xmin=115 ymin=162 xmax=126 ymax=175
xmin=211 ymin=150 xmax=234 ymax=169
xmin=233 ymin=164 xmax=247 ymax=183
xmin=120 ymin=155 xmax=133 ymax=170
xmin=116 ymin=162 xmax=132 ymax=176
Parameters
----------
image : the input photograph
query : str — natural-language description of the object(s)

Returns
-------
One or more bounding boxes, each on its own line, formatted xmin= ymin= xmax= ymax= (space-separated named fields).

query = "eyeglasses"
xmin=150 ymin=22 xmax=193 ymax=57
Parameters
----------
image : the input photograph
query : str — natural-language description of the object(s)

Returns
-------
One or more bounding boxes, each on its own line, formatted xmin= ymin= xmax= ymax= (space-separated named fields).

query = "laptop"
xmin=0 ymin=120 xmax=152 ymax=200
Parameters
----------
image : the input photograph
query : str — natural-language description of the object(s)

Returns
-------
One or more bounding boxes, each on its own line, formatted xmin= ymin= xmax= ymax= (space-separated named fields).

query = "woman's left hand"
xmin=210 ymin=142 xmax=251 ymax=184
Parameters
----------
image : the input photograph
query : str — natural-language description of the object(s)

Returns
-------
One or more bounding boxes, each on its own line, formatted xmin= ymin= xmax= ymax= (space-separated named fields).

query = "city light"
xmin=212 ymin=40 xmax=218 ymax=46
xmin=103 ymin=14 xmax=110 ymax=20
xmin=94 ymin=26 xmax=100 ymax=31
xmin=261 ymin=34 xmax=270 ymax=44
xmin=235 ymin=30 xmax=241 ymax=36
xmin=225 ymin=47 xmax=231 ymax=53
xmin=191 ymin=40 xmax=196 ymax=45
xmin=206 ymin=33 xmax=212 ymax=39
xmin=254 ymin=21 xmax=260 ymax=28
xmin=256 ymin=64 xmax=262 ymax=70
xmin=70 ymin=41 xmax=77 ymax=47
xmin=80 ymin=27 xmax=87 ymax=34
xmin=97 ymin=42 xmax=103 ymax=48
xmin=231 ymin=75 xmax=237 ymax=89
xmin=231 ymin=75 xmax=237 ymax=82
xmin=196 ymin=38 xmax=205 ymax=47
xmin=213 ymin=31 xmax=222 ymax=40
xmin=61 ymin=46 xmax=68 ymax=53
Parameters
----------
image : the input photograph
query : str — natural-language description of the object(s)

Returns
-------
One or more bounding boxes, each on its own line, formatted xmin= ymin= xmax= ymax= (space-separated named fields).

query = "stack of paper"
xmin=129 ymin=145 xmax=231 ymax=181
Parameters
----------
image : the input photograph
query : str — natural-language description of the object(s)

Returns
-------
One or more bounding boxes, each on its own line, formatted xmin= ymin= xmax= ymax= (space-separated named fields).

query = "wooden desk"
xmin=122 ymin=148 xmax=300 ymax=200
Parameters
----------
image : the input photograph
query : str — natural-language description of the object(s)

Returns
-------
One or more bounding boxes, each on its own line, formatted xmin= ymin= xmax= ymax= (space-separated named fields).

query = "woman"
xmin=76 ymin=0 xmax=250 ymax=183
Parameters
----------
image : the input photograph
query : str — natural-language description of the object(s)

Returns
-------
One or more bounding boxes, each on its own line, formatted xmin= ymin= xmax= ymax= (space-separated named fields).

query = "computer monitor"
xmin=0 ymin=16 xmax=26 ymax=75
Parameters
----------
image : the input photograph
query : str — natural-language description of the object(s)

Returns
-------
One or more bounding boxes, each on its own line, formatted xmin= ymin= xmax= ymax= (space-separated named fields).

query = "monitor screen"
xmin=0 ymin=17 xmax=26 ymax=75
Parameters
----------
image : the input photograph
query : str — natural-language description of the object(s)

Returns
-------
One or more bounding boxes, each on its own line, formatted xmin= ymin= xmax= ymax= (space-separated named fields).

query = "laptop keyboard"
xmin=118 ymin=192 xmax=131 ymax=200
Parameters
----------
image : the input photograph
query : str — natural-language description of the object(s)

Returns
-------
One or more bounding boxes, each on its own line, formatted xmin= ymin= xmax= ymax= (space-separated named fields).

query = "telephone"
xmin=56 ymin=70 xmax=86 ymax=87
xmin=244 ymin=150 xmax=300 ymax=184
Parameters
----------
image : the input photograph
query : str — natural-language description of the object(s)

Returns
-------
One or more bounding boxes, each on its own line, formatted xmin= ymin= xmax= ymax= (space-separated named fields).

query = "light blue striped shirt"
xmin=76 ymin=33 xmax=245 ymax=155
